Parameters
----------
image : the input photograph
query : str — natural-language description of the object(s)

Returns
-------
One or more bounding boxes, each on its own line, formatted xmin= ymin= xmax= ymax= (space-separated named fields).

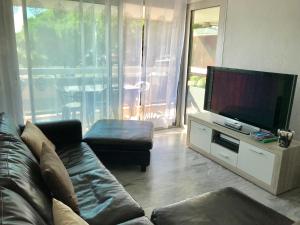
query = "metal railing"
xmin=19 ymin=67 xmax=113 ymax=121
xmin=19 ymin=67 xmax=173 ymax=125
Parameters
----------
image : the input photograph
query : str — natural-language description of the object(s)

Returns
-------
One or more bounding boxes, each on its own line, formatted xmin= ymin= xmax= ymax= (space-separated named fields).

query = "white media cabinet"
xmin=187 ymin=113 xmax=300 ymax=195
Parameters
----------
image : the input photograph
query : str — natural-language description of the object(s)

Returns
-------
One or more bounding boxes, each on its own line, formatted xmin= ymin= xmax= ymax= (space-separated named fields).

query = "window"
xmin=186 ymin=6 xmax=221 ymax=115
xmin=182 ymin=0 xmax=227 ymax=124
xmin=13 ymin=0 xmax=121 ymax=130
xmin=13 ymin=0 xmax=186 ymax=130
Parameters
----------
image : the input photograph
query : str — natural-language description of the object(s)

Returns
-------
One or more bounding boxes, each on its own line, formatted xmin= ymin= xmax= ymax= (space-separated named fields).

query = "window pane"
xmin=186 ymin=6 xmax=220 ymax=116
xmin=13 ymin=0 xmax=120 ymax=131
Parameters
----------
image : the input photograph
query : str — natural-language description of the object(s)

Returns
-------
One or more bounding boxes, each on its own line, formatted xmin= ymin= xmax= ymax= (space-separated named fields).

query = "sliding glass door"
xmin=122 ymin=0 xmax=186 ymax=129
xmin=13 ymin=0 xmax=186 ymax=130
xmin=13 ymin=0 xmax=122 ymax=131
xmin=185 ymin=6 xmax=220 ymax=117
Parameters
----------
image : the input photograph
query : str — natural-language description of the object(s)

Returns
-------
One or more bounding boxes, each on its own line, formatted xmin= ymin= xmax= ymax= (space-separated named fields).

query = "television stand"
xmin=213 ymin=121 xmax=251 ymax=135
xmin=187 ymin=112 xmax=300 ymax=195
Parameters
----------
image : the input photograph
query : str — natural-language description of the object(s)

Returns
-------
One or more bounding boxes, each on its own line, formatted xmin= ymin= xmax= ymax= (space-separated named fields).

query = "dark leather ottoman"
xmin=151 ymin=187 xmax=294 ymax=225
xmin=83 ymin=120 xmax=154 ymax=171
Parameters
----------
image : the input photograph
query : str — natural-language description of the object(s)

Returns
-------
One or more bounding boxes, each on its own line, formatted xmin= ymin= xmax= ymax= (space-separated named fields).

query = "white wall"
xmin=221 ymin=0 xmax=300 ymax=138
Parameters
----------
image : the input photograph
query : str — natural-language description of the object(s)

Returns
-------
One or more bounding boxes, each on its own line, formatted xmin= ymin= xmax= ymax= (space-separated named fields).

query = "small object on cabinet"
xmin=251 ymin=130 xmax=275 ymax=141
xmin=277 ymin=129 xmax=295 ymax=148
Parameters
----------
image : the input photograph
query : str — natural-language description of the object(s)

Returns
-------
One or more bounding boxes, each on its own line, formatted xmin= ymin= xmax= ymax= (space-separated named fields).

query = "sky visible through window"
xmin=14 ymin=6 xmax=45 ymax=32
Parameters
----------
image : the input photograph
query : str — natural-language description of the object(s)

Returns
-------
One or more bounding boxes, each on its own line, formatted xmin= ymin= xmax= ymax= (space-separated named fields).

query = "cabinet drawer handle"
xmin=219 ymin=153 xmax=230 ymax=159
xmin=249 ymin=149 xmax=264 ymax=155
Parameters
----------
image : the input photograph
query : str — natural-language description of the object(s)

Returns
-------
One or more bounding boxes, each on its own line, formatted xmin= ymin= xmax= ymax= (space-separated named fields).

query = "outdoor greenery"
xmin=188 ymin=75 xmax=206 ymax=88
xmin=14 ymin=3 xmax=145 ymax=118
xmin=15 ymin=4 xmax=119 ymax=68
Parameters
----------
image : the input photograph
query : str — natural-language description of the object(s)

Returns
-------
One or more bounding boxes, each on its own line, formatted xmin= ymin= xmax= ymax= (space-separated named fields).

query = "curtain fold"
xmin=0 ymin=0 xmax=23 ymax=124
xmin=142 ymin=0 xmax=187 ymax=128
xmin=122 ymin=0 xmax=144 ymax=120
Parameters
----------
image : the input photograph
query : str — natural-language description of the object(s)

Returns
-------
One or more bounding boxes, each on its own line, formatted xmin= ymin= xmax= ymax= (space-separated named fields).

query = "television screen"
xmin=204 ymin=66 xmax=297 ymax=132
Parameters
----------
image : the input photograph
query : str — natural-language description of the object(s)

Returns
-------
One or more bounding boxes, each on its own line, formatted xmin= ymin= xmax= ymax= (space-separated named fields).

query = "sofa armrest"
xmin=20 ymin=120 xmax=82 ymax=148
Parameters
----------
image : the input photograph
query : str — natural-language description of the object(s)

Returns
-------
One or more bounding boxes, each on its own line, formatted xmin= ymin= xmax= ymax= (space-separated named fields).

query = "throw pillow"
xmin=21 ymin=121 xmax=55 ymax=159
xmin=53 ymin=199 xmax=88 ymax=225
xmin=40 ymin=143 xmax=79 ymax=213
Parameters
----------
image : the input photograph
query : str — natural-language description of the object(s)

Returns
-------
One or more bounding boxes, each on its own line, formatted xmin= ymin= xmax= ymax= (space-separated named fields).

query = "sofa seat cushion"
xmin=151 ymin=187 xmax=294 ymax=225
xmin=83 ymin=120 xmax=153 ymax=150
xmin=0 ymin=187 xmax=48 ymax=225
xmin=57 ymin=143 xmax=144 ymax=225
xmin=0 ymin=134 xmax=52 ymax=223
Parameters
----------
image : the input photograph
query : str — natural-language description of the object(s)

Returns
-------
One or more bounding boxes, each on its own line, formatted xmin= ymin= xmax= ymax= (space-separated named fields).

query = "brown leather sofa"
xmin=0 ymin=113 xmax=152 ymax=225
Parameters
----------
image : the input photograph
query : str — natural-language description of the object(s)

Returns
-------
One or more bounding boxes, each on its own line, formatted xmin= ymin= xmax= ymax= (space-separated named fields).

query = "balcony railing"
xmin=19 ymin=66 xmax=173 ymax=129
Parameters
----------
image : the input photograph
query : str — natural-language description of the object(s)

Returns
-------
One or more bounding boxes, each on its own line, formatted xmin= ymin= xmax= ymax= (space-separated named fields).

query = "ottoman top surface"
xmin=151 ymin=187 xmax=293 ymax=225
xmin=83 ymin=120 xmax=154 ymax=149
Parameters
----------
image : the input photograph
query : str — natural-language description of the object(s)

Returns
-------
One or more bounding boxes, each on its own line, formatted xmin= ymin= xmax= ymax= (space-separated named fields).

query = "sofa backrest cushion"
xmin=0 ymin=134 xmax=53 ymax=223
xmin=0 ymin=187 xmax=49 ymax=225
xmin=27 ymin=120 xmax=83 ymax=149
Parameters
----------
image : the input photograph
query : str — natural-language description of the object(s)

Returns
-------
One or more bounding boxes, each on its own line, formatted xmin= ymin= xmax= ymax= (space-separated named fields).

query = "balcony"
xmin=19 ymin=66 xmax=176 ymax=130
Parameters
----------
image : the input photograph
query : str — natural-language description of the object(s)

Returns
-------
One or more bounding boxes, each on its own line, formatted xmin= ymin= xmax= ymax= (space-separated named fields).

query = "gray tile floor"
xmin=109 ymin=128 xmax=300 ymax=221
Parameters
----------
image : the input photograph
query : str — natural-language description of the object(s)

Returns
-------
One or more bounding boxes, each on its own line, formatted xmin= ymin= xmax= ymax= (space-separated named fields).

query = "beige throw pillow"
xmin=40 ymin=143 xmax=79 ymax=213
xmin=53 ymin=199 xmax=88 ymax=225
xmin=21 ymin=121 xmax=55 ymax=159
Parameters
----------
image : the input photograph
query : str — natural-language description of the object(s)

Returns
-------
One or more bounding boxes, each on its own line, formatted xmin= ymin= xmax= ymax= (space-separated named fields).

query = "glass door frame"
xmin=176 ymin=0 xmax=228 ymax=127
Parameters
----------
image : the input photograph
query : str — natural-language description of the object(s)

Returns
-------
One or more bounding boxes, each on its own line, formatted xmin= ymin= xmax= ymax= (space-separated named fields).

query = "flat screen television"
xmin=204 ymin=66 xmax=297 ymax=133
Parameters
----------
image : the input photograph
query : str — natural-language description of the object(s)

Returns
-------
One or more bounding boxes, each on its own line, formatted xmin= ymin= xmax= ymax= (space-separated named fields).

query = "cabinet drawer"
xmin=189 ymin=121 xmax=212 ymax=153
xmin=237 ymin=141 xmax=275 ymax=185
xmin=211 ymin=143 xmax=238 ymax=167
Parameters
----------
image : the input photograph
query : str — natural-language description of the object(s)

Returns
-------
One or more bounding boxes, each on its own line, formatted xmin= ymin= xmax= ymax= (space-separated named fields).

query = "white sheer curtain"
xmin=122 ymin=0 xmax=144 ymax=121
xmin=13 ymin=0 xmax=122 ymax=131
xmin=142 ymin=0 xmax=186 ymax=128
xmin=123 ymin=0 xmax=187 ymax=128
xmin=12 ymin=0 xmax=186 ymax=130
xmin=0 ymin=0 xmax=23 ymax=123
